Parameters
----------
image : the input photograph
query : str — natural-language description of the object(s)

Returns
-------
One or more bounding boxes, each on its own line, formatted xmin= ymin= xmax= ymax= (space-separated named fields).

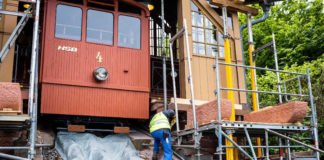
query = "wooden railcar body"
xmin=40 ymin=0 xmax=150 ymax=119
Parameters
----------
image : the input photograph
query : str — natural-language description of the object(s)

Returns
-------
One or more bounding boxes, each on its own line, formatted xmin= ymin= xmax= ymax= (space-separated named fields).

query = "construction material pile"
xmin=169 ymin=98 xmax=308 ymax=129
xmin=244 ymin=101 xmax=308 ymax=123
xmin=169 ymin=98 xmax=232 ymax=129
xmin=183 ymin=99 xmax=232 ymax=128
xmin=0 ymin=83 xmax=22 ymax=113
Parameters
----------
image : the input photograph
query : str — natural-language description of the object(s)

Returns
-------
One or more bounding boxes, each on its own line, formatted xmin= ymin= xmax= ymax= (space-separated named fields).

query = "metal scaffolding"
xmin=169 ymin=18 xmax=201 ymax=157
xmin=0 ymin=0 xmax=321 ymax=159
xmin=0 ymin=10 xmax=31 ymax=63
xmin=0 ymin=0 xmax=43 ymax=160
xmin=168 ymin=6 xmax=323 ymax=160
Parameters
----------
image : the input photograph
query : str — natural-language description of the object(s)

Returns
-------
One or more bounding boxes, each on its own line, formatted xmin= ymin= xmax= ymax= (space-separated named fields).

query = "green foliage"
xmin=256 ymin=56 xmax=324 ymax=155
xmin=240 ymin=0 xmax=324 ymax=69
xmin=239 ymin=0 xmax=324 ymax=154
xmin=239 ymin=1 xmax=324 ymax=106
xmin=256 ymin=56 xmax=324 ymax=108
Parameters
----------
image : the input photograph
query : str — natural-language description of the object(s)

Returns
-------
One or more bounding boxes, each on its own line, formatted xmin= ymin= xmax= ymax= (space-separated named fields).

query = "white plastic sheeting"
xmin=55 ymin=132 xmax=142 ymax=160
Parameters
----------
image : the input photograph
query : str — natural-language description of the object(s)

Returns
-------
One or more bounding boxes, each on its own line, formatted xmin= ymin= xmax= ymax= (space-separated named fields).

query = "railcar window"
xmin=118 ymin=15 xmax=141 ymax=49
xmin=87 ymin=10 xmax=113 ymax=45
xmin=55 ymin=5 xmax=82 ymax=40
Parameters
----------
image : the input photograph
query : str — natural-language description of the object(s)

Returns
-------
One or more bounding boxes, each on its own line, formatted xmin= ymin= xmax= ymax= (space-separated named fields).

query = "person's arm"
xmin=170 ymin=117 xmax=176 ymax=127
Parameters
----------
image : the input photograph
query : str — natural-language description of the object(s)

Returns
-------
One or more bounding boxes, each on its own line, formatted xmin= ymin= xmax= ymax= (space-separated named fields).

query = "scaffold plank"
xmin=0 ymin=114 xmax=30 ymax=122
xmin=176 ymin=121 xmax=309 ymax=137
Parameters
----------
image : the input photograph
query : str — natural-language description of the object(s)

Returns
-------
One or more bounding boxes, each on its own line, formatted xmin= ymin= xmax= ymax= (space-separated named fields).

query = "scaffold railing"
xmin=168 ymin=6 xmax=322 ymax=160
xmin=0 ymin=1 xmax=42 ymax=160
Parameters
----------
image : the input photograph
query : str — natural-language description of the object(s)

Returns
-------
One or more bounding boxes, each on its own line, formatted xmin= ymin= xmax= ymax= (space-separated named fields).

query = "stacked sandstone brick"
xmin=244 ymin=101 xmax=308 ymax=123
xmin=169 ymin=99 xmax=308 ymax=129
xmin=0 ymin=82 xmax=22 ymax=113
xmin=169 ymin=99 xmax=232 ymax=129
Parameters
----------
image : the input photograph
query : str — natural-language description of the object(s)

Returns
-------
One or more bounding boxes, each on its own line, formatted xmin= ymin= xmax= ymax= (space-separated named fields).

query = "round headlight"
xmin=93 ymin=67 xmax=109 ymax=81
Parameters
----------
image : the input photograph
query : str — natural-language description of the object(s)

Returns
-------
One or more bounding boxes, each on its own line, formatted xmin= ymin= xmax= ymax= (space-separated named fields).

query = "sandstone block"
xmin=244 ymin=101 xmax=308 ymax=123
xmin=169 ymin=98 xmax=232 ymax=129
xmin=0 ymin=82 xmax=22 ymax=112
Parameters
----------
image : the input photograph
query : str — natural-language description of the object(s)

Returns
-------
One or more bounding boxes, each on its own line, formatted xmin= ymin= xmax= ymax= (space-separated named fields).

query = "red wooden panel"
xmin=41 ymin=83 xmax=149 ymax=119
xmin=40 ymin=0 xmax=150 ymax=119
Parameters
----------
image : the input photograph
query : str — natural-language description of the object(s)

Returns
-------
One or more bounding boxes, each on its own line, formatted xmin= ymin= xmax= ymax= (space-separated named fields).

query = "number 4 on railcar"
xmin=40 ymin=0 xmax=150 ymax=119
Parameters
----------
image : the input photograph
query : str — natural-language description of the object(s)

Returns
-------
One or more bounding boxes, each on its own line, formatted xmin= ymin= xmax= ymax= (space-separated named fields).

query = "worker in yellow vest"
xmin=149 ymin=109 xmax=176 ymax=160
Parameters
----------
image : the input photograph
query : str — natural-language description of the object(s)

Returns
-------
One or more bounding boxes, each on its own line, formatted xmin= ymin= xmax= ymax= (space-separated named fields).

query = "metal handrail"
xmin=220 ymin=87 xmax=309 ymax=97
xmin=266 ymin=129 xmax=324 ymax=154
xmin=279 ymin=75 xmax=305 ymax=85
xmin=218 ymin=62 xmax=306 ymax=75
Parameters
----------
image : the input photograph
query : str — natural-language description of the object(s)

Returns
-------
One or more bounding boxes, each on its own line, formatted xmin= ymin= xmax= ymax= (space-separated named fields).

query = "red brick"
xmin=244 ymin=101 xmax=308 ymax=123
xmin=169 ymin=99 xmax=232 ymax=129
xmin=0 ymin=83 xmax=22 ymax=112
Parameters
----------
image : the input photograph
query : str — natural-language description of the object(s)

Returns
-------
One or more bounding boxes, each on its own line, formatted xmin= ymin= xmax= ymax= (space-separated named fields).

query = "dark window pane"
xmin=119 ymin=1 xmax=141 ymax=15
xmin=118 ymin=15 xmax=141 ymax=49
xmin=55 ymin=5 xmax=82 ymax=40
xmin=87 ymin=10 xmax=113 ymax=45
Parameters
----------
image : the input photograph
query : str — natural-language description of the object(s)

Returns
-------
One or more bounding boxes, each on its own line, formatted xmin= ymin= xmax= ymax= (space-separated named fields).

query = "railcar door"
xmin=40 ymin=0 xmax=150 ymax=119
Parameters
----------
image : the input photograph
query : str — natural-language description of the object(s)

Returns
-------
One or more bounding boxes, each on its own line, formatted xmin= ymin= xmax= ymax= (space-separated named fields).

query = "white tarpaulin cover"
xmin=55 ymin=132 xmax=142 ymax=160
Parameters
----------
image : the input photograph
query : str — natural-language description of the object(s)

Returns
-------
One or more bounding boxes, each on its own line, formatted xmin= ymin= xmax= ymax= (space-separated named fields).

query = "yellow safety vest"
xmin=149 ymin=112 xmax=171 ymax=133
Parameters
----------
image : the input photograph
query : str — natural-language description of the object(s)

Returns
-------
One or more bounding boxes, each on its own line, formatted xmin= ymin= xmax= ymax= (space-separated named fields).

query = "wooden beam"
xmin=67 ymin=125 xmax=86 ymax=132
xmin=234 ymin=0 xmax=245 ymax=4
xmin=192 ymin=0 xmax=234 ymax=38
xmin=114 ymin=127 xmax=130 ymax=134
xmin=177 ymin=0 xmax=191 ymax=98
xmin=87 ymin=0 xmax=115 ymax=7
xmin=211 ymin=0 xmax=258 ymax=16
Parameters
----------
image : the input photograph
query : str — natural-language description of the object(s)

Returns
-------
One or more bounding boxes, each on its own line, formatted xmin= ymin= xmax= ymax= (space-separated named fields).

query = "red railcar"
xmin=40 ymin=0 xmax=150 ymax=119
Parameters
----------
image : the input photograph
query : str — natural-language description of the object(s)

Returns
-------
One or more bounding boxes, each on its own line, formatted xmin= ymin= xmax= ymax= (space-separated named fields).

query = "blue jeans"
xmin=151 ymin=129 xmax=172 ymax=160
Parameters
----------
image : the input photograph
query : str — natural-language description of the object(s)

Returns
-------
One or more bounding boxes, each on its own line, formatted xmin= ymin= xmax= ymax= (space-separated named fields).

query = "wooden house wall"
xmin=0 ymin=0 xmax=18 ymax=82
xmin=178 ymin=0 xmax=247 ymax=104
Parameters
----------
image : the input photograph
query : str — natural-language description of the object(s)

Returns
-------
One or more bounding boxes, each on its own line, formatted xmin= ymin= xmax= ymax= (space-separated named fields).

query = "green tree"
xmin=240 ymin=0 xmax=324 ymax=155
xmin=240 ymin=0 xmax=324 ymax=68
xmin=255 ymin=56 xmax=324 ymax=154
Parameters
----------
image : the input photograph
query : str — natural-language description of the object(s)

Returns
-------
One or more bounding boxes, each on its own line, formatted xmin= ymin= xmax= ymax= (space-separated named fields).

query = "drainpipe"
xmin=239 ymin=4 xmax=270 ymax=102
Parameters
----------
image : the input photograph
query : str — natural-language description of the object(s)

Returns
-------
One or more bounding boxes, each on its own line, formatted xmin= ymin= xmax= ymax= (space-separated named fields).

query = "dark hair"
xmin=163 ymin=109 xmax=175 ymax=118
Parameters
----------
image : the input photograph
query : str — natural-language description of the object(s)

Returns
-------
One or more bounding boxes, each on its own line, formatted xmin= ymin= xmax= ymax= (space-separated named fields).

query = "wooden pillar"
xmin=177 ymin=0 xmax=192 ymax=99
xmin=232 ymin=12 xmax=247 ymax=104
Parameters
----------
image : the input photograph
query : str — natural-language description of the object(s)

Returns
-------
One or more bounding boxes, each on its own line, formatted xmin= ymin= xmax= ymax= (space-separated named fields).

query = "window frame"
xmin=53 ymin=2 xmax=145 ymax=50
xmin=191 ymin=2 xmax=225 ymax=58
xmin=117 ymin=13 xmax=142 ymax=50
xmin=85 ymin=8 xmax=114 ymax=46
xmin=54 ymin=3 xmax=83 ymax=41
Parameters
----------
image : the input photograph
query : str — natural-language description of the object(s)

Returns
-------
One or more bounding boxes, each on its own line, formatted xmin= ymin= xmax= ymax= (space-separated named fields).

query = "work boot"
xmin=152 ymin=152 xmax=158 ymax=160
